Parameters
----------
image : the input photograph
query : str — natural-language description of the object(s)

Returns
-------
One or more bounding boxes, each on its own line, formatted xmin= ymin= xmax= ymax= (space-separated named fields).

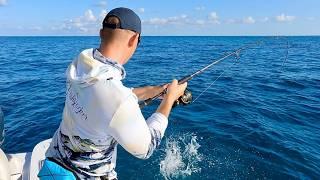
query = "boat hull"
xmin=1 ymin=139 xmax=52 ymax=180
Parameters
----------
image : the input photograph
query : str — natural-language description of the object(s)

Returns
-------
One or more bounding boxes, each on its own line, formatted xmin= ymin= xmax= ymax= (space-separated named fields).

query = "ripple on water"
xmin=1 ymin=36 xmax=320 ymax=178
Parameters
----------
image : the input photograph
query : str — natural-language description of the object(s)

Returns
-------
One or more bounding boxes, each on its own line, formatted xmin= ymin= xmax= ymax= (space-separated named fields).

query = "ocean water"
xmin=0 ymin=36 xmax=319 ymax=179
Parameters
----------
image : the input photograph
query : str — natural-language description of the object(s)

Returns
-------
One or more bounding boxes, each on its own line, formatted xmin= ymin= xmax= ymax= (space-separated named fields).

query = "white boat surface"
xmin=0 ymin=139 xmax=51 ymax=180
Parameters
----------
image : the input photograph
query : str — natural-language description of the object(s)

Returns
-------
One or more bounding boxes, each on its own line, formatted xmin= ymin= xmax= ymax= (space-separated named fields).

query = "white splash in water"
xmin=160 ymin=134 xmax=202 ymax=179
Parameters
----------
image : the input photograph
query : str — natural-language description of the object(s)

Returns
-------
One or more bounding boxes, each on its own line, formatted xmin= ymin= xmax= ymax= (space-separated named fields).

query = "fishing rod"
xmin=139 ymin=38 xmax=283 ymax=109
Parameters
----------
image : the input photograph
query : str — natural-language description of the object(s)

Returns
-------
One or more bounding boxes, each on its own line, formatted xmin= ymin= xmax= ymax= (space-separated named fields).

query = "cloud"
xmin=29 ymin=26 xmax=42 ymax=31
xmin=225 ymin=14 xmax=296 ymax=24
xmin=195 ymin=6 xmax=205 ymax=11
xmin=225 ymin=18 xmax=237 ymax=24
xmin=144 ymin=12 xmax=222 ymax=27
xmin=275 ymin=13 xmax=295 ymax=22
xmin=144 ymin=18 xmax=167 ymax=25
xmin=261 ymin=17 xmax=269 ymax=23
xmin=84 ymin=9 xmax=96 ymax=22
xmin=226 ymin=16 xmax=258 ymax=24
xmin=100 ymin=9 xmax=108 ymax=19
xmin=195 ymin=20 xmax=205 ymax=25
xmin=143 ymin=14 xmax=189 ymax=25
xmin=16 ymin=25 xmax=43 ymax=32
xmin=137 ymin=8 xmax=145 ymax=13
xmin=53 ymin=9 xmax=100 ymax=34
xmin=208 ymin=12 xmax=220 ymax=24
xmin=0 ymin=0 xmax=7 ymax=6
xmin=48 ymin=9 xmax=299 ymax=35
xmin=243 ymin=16 xmax=255 ymax=24
xmin=306 ymin=17 xmax=315 ymax=21
xmin=95 ymin=1 xmax=107 ymax=8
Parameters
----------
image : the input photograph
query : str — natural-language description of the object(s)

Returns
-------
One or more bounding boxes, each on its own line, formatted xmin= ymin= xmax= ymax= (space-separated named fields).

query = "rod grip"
xmin=140 ymin=76 xmax=190 ymax=109
xmin=139 ymin=98 xmax=152 ymax=108
xmin=139 ymin=90 xmax=166 ymax=108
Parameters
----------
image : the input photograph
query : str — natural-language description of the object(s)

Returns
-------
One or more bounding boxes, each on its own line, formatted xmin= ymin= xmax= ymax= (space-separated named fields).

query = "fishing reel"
xmin=173 ymin=88 xmax=192 ymax=107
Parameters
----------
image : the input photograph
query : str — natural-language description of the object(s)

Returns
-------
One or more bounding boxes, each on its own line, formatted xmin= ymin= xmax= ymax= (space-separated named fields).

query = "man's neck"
xmin=99 ymin=44 xmax=126 ymax=65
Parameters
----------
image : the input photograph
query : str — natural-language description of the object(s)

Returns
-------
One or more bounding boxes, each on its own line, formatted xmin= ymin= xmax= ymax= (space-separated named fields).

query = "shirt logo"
xmin=67 ymin=81 xmax=88 ymax=121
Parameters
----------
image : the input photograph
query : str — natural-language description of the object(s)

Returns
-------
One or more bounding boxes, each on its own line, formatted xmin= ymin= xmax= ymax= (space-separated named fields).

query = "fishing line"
xmin=192 ymin=37 xmax=289 ymax=103
xmin=139 ymin=36 xmax=289 ymax=108
xmin=192 ymin=59 xmax=240 ymax=103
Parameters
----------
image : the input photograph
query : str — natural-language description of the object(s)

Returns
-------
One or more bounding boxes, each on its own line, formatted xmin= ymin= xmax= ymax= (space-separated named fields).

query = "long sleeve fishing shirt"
xmin=45 ymin=48 xmax=168 ymax=179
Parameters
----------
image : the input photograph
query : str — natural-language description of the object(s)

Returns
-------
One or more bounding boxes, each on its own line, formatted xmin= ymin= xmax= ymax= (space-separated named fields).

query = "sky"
xmin=0 ymin=0 xmax=319 ymax=36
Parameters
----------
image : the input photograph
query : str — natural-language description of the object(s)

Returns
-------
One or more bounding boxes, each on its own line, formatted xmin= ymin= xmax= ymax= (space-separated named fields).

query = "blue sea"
xmin=0 ymin=36 xmax=319 ymax=179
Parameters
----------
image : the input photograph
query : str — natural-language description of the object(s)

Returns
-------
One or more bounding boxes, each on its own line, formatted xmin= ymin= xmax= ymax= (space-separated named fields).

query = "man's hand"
xmin=156 ymin=79 xmax=187 ymax=118
xmin=132 ymin=84 xmax=168 ymax=101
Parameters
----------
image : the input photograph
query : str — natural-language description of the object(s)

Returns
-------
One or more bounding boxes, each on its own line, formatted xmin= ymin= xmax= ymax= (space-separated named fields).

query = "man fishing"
xmin=42 ymin=7 xmax=187 ymax=179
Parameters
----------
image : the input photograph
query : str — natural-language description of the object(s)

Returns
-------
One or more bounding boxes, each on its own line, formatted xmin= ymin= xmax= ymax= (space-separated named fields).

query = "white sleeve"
xmin=108 ymin=95 xmax=168 ymax=159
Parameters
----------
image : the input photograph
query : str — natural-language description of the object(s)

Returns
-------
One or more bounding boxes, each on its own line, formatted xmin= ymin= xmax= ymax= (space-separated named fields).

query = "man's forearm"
xmin=156 ymin=97 xmax=174 ymax=118
xmin=132 ymin=85 xmax=164 ymax=101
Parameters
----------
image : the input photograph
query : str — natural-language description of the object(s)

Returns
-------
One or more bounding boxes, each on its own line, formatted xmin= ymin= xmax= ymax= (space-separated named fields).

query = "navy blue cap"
xmin=102 ymin=7 xmax=141 ymax=34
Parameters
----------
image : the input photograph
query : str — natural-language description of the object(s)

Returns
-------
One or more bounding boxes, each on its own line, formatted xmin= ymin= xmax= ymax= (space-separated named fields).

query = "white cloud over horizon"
xmin=100 ymin=9 xmax=108 ymax=19
xmin=0 ymin=0 xmax=7 ymax=6
xmin=261 ymin=17 xmax=269 ymax=23
xmin=84 ymin=9 xmax=96 ymax=22
xmin=1 ymin=5 xmax=308 ymax=36
xmin=137 ymin=8 xmax=145 ymax=13
xmin=0 ymin=0 xmax=319 ymax=36
xmin=243 ymin=16 xmax=255 ymax=24
xmin=306 ymin=17 xmax=315 ymax=21
xmin=143 ymin=12 xmax=221 ymax=27
xmin=51 ymin=9 xmax=105 ymax=34
xmin=208 ymin=12 xmax=220 ymax=24
xmin=275 ymin=13 xmax=296 ymax=22
xmin=143 ymin=14 xmax=189 ymax=26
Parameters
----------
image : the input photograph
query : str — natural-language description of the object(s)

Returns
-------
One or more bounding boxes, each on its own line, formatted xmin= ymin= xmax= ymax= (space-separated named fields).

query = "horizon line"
xmin=0 ymin=35 xmax=319 ymax=37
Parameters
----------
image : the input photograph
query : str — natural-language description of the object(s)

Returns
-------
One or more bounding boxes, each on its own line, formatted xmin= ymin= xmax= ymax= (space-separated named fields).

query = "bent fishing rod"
xmin=138 ymin=39 xmax=266 ymax=109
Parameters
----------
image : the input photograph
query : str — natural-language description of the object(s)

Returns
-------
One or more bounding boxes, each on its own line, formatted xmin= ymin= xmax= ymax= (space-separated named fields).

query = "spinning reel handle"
xmin=139 ymin=77 xmax=191 ymax=109
xmin=172 ymin=76 xmax=193 ymax=107
xmin=173 ymin=88 xmax=193 ymax=107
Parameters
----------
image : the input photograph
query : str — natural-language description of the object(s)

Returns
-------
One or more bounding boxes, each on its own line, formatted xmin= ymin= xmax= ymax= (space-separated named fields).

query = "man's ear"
xmin=128 ymin=33 xmax=138 ymax=47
